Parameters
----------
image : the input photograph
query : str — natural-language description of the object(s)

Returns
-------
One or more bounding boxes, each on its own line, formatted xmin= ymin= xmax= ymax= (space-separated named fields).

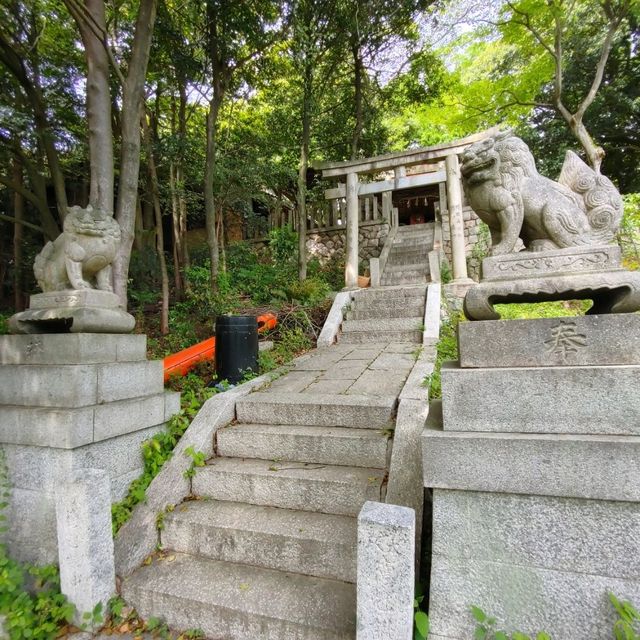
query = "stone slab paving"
xmin=263 ymin=342 xmax=416 ymax=399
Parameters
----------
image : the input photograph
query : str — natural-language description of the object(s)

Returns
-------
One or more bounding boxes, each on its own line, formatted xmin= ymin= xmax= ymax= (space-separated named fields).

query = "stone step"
xmin=192 ymin=457 xmax=386 ymax=516
xmin=122 ymin=553 xmax=356 ymax=640
xmin=381 ymin=268 xmax=431 ymax=280
xmin=384 ymin=262 xmax=430 ymax=274
xmin=236 ymin=392 xmax=396 ymax=428
xmin=345 ymin=300 xmax=424 ymax=320
xmin=381 ymin=271 xmax=430 ymax=285
xmin=396 ymin=223 xmax=434 ymax=233
xmin=217 ymin=423 xmax=390 ymax=468
xmin=392 ymin=235 xmax=434 ymax=246
xmin=342 ymin=317 xmax=423 ymax=334
xmin=351 ymin=285 xmax=427 ymax=301
xmin=161 ymin=500 xmax=357 ymax=582
xmin=387 ymin=251 xmax=431 ymax=265
xmin=338 ymin=329 xmax=423 ymax=344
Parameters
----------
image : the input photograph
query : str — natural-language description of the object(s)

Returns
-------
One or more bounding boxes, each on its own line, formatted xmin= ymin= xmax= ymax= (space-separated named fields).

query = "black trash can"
xmin=215 ymin=315 xmax=259 ymax=384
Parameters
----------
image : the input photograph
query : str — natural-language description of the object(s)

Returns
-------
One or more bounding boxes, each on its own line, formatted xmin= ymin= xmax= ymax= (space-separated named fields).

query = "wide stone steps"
xmin=161 ymin=500 xmax=357 ymax=582
xmin=339 ymin=329 xmax=423 ymax=344
xmin=236 ymin=392 xmax=396 ymax=427
xmin=392 ymin=235 xmax=434 ymax=247
xmin=121 ymin=553 xmax=356 ymax=640
xmin=351 ymin=285 xmax=427 ymax=302
xmin=381 ymin=272 xmax=430 ymax=286
xmin=192 ymin=457 xmax=386 ymax=516
xmin=385 ymin=262 xmax=430 ymax=274
xmin=387 ymin=247 xmax=429 ymax=265
xmin=345 ymin=300 xmax=424 ymax=320
xmin=341 ymin=317 xmax=423 ymax=334
xmin=217 ymin=423 xmax=390 ymax=468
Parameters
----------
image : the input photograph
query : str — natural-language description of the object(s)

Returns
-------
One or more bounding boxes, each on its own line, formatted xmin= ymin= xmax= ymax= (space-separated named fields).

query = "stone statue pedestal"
xmin=422 ymin=313 xmax=640 ymax=639
xmin=9 ymin=289 xmax=135 ymax=334
xmin=0 ymin=333 xmax=179 ymax=564
xmin=464 ymin=245 xmax=640 ymax=320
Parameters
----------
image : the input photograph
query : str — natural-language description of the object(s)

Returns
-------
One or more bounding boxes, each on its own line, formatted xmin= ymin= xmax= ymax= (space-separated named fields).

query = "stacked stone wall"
xmin=306 ymin=221 xmax=389 ymax=266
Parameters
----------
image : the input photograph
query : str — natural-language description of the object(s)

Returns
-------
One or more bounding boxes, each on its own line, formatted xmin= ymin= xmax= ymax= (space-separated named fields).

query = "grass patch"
xmin=494 ymin=300 xmax=591 ymax=319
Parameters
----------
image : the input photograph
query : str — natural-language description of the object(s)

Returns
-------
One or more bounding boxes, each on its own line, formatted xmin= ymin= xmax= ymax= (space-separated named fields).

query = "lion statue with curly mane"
xmin=34 ymin=205 xmax=121 ymax=292
xmin=460 ymin=131 xmax=622 ymax=256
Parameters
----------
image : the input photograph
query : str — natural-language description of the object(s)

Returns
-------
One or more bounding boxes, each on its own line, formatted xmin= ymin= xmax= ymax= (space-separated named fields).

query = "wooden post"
xmin=445 ymin=153 xmax=470 ymax=281
xmin=345 ymin=171 xmax=359 ymax=288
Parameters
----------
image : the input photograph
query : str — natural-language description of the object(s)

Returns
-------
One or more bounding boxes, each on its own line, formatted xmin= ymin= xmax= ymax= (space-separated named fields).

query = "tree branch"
xmin=0 ymin=213 xmax=44 ymax=233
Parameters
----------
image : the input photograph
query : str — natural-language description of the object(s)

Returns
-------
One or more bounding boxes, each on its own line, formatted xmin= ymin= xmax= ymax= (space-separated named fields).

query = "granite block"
xmin=458 ymin=314 xmax=640 ymax=368
xmin=357 ymin=502 xmax=415 ymax=640
xmin=56 ymin=469 xmax=115 ymax=626
xmin=422 ymin=409 xmax=640 ymax=502
xmin=441 ymin=362 xmax=640 ymax=435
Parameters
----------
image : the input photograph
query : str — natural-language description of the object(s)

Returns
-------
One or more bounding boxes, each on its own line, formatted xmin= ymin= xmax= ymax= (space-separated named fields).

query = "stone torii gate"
xmin=317 ymin=128 xmax=499 ymax=289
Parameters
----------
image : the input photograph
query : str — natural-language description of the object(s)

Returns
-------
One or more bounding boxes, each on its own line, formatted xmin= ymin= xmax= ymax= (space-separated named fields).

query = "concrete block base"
xmin=428 ymin=489 xmax=640 ymax=640
xmin=0 ymin=333 xmax=180 ymax=564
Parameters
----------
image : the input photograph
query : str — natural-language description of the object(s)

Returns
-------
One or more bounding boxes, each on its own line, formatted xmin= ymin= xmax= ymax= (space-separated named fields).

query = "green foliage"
xmin=414 ymin=583 xmax=430 ymax=640
xmin=111 ymin=376 xmax=216 ymax=534
xmin=440 ymin=260 xmax=452 ymax=285
xmin=268 ymin=225 xmax=298 ymax=264
xmin=620 ymin=194 xmax=640 ymax=271
xmin=183 ymin=446 xmax=207 ymax=479
xmin=471 ymin=606 xmax=551 ymax=640
xmin=610 ymin=592 xmax=640 ymax=639
xmin=494 ymin=300 xmax=591 ymax=320
xmin=260 ymin=326 xmax=313 ymax=373
xmin=425 ymin=312 xmax=461 ymax=399
xmin=471 ymin=222 xmax=492 ymax=263
xmin=0 ymin=314 xmax=9 ymax=335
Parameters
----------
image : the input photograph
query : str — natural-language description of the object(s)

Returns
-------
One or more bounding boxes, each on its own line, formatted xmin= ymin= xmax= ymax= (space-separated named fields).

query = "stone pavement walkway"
xmin=266 ymin=341 xmax=418 ymax=398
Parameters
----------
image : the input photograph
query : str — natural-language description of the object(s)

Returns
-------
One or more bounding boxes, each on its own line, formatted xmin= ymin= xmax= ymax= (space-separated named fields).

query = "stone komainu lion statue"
xmin=34 ymin=205 xmax=121 ymax=292
xmin=460 ymin=132 xmax=623 ymax=256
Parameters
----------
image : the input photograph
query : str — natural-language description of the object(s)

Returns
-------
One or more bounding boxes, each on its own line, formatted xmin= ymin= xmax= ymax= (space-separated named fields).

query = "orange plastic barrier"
xmin=163 ymin=312 xmax=277 ymax=382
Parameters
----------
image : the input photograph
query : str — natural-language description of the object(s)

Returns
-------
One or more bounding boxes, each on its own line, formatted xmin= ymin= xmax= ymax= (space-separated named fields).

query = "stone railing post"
xmin=357 ymin=501 xmax=415 ymax=640
xmin=345 ymin=171 xmax=359 ymax=289
xmin=55 ymin=468 xmax=115 ymax=628
xmin=445 ymin=153 xmax=470 ymax=282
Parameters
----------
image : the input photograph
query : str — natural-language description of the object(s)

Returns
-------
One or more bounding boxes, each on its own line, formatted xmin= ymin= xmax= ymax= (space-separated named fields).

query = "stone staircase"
xmin=119 ymin=226 xmax=434 ymax=639
xmin=380 ymin=222 xmax=434 ymax=286
xmin=121 ymin=286 xmax=426 ymax=638
xmin=340 ymin=285 xmax=427 ymax=345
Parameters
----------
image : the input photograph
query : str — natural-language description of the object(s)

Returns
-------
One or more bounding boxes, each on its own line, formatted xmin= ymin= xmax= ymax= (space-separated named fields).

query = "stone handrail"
xmin=370 ymin=225 xmax=398 ymax=287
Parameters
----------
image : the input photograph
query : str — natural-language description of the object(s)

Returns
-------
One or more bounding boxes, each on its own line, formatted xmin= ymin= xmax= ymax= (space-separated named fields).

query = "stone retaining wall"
xmin=306 ymin=220 xmax=390 ymax=266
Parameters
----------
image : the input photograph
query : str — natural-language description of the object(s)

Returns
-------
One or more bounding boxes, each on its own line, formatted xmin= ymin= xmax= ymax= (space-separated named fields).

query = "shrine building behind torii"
xmin=316 ymin=128 xmax=499 ymax=289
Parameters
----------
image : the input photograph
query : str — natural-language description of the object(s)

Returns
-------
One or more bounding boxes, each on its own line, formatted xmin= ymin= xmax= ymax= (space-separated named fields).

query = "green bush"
xmin=0 ymin=313 xmax=9 ymax=335
xmin=620 ymin=193 xmax=640 ymax=270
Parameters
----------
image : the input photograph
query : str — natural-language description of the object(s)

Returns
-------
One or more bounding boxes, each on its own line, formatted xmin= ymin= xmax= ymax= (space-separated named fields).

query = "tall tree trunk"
xmin=297 ymin=63 xmax=312 ymax=281
xmin=12 ymin=157 xmax=24 ymax=311
xmin=350 ymin=44 xmax=364 ymax=160
xmin=113 ymin=0 xmax=157 ymax=306
xmin=142 ymin=114 xmax=169 ymax=334
xmin=217 ymin=205 xmax=227 ymax=274
xmin=71 ymin=0 xmax=114 ymax=213
xmin=169 ymin=162 xmax=184 ymax=294
xmin=205 ymin=96 xmax=221 ymax=291
xmin=134 ymin=197 xmax=144 ymax=251
xmin=177 ymin=81 xmax=190 ymax=269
